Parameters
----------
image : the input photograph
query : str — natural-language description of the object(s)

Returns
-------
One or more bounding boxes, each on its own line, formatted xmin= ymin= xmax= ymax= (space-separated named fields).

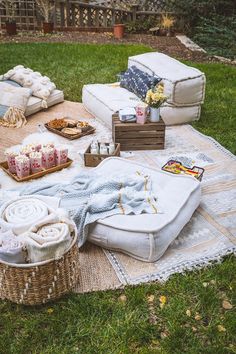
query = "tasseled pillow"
xmin=0 ymin=82 xmax=31 ymax=128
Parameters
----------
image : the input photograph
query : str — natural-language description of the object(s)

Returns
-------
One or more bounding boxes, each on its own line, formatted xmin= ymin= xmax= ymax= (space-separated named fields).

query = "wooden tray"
xmin=45 ymin=122 xmax=96 ymax=140
xmin=0 ymin=158 xmax=73 ymax=182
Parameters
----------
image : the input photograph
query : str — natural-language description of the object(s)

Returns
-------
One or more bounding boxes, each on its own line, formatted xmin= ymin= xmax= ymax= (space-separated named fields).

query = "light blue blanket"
xmin=19 ymin=170 xmax=159 ymax=246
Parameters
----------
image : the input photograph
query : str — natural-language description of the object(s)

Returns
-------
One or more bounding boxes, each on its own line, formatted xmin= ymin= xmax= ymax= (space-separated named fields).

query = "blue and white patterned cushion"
xmin=120 ymin=66 xmax=162 ymax=100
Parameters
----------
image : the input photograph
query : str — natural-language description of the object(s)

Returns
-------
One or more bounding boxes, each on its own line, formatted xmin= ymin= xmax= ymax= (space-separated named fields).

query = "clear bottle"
xmin=99 ymin=142 xmax=108 ymax=155
xmin=90 ymin=139 xmax=99 ymax=154
xmin=108 ymin=141 xmax=115 ymax=155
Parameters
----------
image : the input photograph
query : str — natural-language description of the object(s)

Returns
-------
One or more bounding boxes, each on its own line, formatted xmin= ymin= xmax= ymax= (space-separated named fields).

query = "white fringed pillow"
xmin=1 ymin=65 xmax=56 ymax=108
xmin=0 ymin=82 xmax=31 ymax=128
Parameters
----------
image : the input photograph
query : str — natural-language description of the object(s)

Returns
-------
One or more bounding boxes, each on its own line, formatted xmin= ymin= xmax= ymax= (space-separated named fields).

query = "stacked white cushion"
xmin=82 ymin=83 xmax=201 ymax=128
xmin=128 ymin=52 xmax=206 ymax=106
xmin=25 ymin=89 xmax=64 ymax=117
xmin=88 ymin=158 xmax=201 ymax=262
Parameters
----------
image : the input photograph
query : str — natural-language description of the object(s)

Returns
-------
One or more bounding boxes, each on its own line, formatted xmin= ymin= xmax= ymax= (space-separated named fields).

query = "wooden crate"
xmin=112 ymin=114 xmax=165 ymax=151
xmin=84 ymin=143 xmax=120 ymax=167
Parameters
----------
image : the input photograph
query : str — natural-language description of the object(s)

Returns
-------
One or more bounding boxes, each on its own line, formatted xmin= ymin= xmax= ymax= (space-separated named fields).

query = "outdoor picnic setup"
xmin=0 ymin=0 xmax=235 ymax=351
xmin=0 ymin=52 xmax=235 ymax=305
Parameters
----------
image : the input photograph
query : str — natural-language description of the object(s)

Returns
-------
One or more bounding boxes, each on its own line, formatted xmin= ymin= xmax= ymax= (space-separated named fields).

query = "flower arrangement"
xmin=145 ymin=84 xmax=167 ymax=108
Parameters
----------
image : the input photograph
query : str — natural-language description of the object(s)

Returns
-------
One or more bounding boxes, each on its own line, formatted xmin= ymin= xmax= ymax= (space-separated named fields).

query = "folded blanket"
xmin=20 ymin=170 xmax=160 ymax=247
xmin=0 ymin=196 xmax=55 ymax=235
xmin=18 ymin=213 xmax=75 ymax=263
xmin=0 ymin=82 xmax=31 ymax=128
xmin=0 ymin=229 xmax=26 ymax=264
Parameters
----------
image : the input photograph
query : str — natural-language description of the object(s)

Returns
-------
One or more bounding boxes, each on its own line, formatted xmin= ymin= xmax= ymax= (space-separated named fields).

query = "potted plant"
xmin=114 ymin=23 xmax=125 ymax=39
xmin=36 ymin=0 xmax=54 ymax=34
xmin=160 ymin=14 xmax=175 ymax=36
xmin=5 ymin=0 xmax=17 ymax=36
xmin=145 ymin=83 xmax=167 ymax=122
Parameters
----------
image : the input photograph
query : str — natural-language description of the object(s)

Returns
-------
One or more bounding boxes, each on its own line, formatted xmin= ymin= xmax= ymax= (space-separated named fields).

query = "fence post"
xmin=60 ymin=1 xmax=65 ymax=28
xmin=53 ymin=0 xmax=57 ymax=27
xmin=103 ymin=8 xmax=107 ymax=27
xmin=131 ymin=4 xmax=139 ymax=22
xmin=66 ymin=0 xmax=70 ymax=27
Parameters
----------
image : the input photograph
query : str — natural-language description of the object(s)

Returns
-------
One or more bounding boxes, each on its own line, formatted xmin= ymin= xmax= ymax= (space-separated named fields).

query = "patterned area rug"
xmin=0 ymin=101 xmax=235 ymax=292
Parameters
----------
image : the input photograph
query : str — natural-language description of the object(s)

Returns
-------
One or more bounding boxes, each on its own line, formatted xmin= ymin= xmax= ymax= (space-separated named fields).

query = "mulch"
xmin=0 ymin=31 xmax=219 ymax=63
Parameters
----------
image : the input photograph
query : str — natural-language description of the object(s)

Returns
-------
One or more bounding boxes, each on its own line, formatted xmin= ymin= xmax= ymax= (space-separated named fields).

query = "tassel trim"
xmin=41 ymin=99 xmax=48 ymax=108
xmin=0 ymin=107 xmax=27 ymax=128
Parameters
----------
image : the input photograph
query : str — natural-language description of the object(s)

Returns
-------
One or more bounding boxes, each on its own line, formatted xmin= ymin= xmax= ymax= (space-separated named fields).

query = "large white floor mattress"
xmin=88 ymin=158 xmax=201 ymax=262
xmin=128 ymin=52 xmax=206 ymax=107
xmin=82 ymin=83 xmax=201 ymax=127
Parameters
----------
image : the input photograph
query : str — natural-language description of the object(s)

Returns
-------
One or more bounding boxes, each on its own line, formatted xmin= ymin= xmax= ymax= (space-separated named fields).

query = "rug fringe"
xmin=0 ymin=107 xmax=27 ymax=128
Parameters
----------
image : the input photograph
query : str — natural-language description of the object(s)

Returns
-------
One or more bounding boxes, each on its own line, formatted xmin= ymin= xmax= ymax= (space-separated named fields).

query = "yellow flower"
xmin=47 ymin=308 xmax=54 ymax=314
xmin=159 ymin=295 xmax=167 ymax=308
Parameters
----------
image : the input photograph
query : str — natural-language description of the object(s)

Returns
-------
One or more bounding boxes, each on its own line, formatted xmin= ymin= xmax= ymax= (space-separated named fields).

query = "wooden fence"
xmin=0 ymin=0 xmax=173 ymax=31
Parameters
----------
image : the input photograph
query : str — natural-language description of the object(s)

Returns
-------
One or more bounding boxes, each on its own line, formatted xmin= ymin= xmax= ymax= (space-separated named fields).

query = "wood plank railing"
xmin=0 ymin=0 xmax=173 ymax=31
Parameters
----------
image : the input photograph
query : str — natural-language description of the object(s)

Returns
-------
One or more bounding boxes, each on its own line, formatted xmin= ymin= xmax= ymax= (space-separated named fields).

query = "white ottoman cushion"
xmin=25 ymin=89 xmax=64 ymax=117
xmin=82 ymin=83 xmax=201 ymax=128
xmin=88 ymin=158 xmax=201 ymax=262
xmin=128 ymin=53 xmax=206 ymax=106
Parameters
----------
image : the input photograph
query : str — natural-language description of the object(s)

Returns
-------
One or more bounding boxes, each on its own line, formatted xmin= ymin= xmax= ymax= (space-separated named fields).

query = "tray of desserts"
xmin=45 ymin=118 xmax=96 ymax=140
xmin=1 ymin=143 xmax=73 ymax=182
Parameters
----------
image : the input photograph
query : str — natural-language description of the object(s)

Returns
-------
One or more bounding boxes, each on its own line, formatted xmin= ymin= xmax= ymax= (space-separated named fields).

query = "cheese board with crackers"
xmin=45 ymin=117 xmax=96 ymax=140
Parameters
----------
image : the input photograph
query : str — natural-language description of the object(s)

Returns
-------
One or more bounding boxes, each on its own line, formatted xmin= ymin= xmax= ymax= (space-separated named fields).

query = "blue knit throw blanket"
xmin=20 ymin=171 xmax=159 ymax=247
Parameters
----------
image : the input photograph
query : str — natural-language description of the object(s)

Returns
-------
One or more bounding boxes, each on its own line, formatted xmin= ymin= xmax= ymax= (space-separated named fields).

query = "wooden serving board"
xmin=45 ymin=123 xmax=95 ymax=140
xmin=0 ymin=158 xmax=73 ymax=182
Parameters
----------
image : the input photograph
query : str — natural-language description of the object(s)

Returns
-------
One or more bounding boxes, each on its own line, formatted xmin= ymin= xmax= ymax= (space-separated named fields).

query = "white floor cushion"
xmin=82 ymin=83 xmax=201 ymax=128
xmin=88 ymin=158 xmax=201 ymax=262
xmin=128 ymin=52 xmax=206 ymax=107
xmin=25 ymin=89 xmax=64 ymax=117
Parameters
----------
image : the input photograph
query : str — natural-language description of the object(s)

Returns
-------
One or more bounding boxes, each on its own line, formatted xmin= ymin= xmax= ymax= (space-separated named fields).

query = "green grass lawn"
xmin=0 ymin=43 xmax=235 ymax=353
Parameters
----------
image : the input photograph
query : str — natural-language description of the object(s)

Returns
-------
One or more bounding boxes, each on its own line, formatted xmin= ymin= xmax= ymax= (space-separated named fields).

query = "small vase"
xmin=149 ymin=107 xmax=160 ymax=122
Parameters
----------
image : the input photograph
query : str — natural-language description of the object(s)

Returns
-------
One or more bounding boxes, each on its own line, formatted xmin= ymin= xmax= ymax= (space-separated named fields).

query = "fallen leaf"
xmin=192 ymin=326 xmax=197 ymax=332
xmin=47 ymin=308 xmax=54 ymax=314
xmin=160 ymin=331 xmax=168 ymax=338
xmin=147 ymin=294 xmax=155 ymax=303
xmin=202 ymin=282 xmax=208 ymax=288
xmin=195 ymin=313 xmax=202 ymax=321
xmin=217 ymin=325 xmax=226 ymax=332
xmin=151 ymin=339 xmax=160 ymax=347
xmin=118 ymin=294 xmax=127 ymax=302
xmin=186 ymin=309 xmax=191 ymax=317
xmin=222 ymin=300 xmax=233 ymax=310
xmin=210 ymin=280 xmax=216 ymax=285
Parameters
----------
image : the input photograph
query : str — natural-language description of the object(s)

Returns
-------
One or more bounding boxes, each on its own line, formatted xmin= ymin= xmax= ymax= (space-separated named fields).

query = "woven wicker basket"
xmin=0 ymin=235 xmax=79 ymax=305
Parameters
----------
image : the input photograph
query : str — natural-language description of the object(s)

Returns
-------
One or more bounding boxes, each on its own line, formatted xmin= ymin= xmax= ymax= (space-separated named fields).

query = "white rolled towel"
xmin=0 ymin=230 xmax=26 ymax=264
xmin=19 ymin=213 xmax=76 ymax=263
xmin=0 ymin=196 xmax=55 ymax=235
